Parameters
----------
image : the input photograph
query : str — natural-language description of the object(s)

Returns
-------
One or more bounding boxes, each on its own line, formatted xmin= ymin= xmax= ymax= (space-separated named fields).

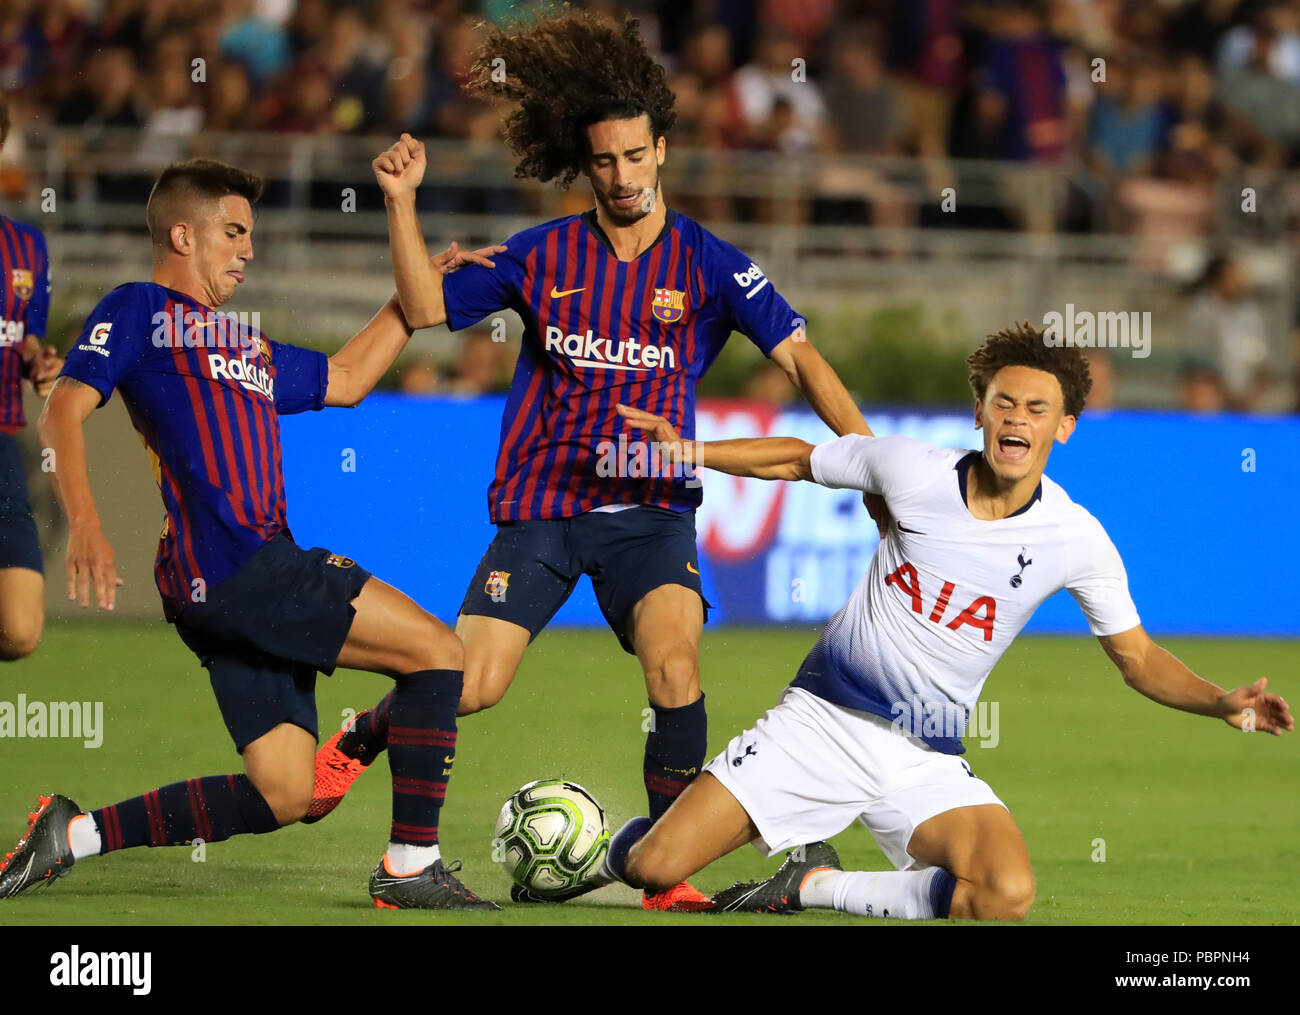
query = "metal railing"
xmin=4 ymin=130 xmax=1294 ymax=408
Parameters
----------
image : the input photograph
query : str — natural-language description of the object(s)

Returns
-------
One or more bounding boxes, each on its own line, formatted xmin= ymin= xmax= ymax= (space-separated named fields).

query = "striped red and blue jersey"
xmin=0 ymin=215 xmax=52 ymax=433
xmin=59 ymin=282 xmax=329 ymax=620
xmin=443 ymin=208 xmax=801 ymax=522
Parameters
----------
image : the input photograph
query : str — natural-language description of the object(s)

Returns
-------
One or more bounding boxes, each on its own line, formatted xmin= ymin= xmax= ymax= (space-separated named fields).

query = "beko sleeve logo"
xmin=732 ymin=261 xmax=769 ymax=300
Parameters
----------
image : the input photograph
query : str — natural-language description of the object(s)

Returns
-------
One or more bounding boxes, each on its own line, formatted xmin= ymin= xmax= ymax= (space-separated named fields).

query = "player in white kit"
xmin=599 ymin=324 xmax=1292 ymax=920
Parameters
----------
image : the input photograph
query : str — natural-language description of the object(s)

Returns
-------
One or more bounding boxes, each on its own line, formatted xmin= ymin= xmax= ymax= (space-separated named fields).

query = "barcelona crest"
xmin=325 ymin=554 xmax=355 ymax=568
xmin=485 ymin=570 xmax=510 ymax=598
xmin=242 ymin=334 xmax=271 ymax=363
xmin=651 ymin=288 xmax=686 ymax=324
xmin=9 ymin=269 xmax=33 ymax=301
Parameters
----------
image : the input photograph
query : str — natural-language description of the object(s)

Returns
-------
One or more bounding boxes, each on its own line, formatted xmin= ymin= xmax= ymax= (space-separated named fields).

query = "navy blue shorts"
xmin=0 ymin=433 xmax=42 ymax=573
xmin=174 ymin=531 xmax=373 ymax=752
xmin=459 ymin=506 xmax=709 ymax=654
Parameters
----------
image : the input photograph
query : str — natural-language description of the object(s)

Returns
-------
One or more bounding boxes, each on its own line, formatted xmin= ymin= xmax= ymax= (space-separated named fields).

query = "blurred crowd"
xmin=396 ymin=326 xmax=512 ymax=394
xmin=3 ymin=0 xmax=1300 ymax=171
xmin=2 ymin=0 xmax=1298 ymax=410
xmin=4 ymin=1 xmax=1300 ymax=173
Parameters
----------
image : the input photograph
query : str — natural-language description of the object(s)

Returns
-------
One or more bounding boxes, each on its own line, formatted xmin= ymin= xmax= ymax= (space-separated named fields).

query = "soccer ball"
xmin=493 ymin=779 xmax=610 ymax=897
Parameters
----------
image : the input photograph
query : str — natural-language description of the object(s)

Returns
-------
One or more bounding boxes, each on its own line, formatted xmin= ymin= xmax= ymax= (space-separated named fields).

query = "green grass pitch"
xmin=0 ymin=619 xmax=1295 ymax=925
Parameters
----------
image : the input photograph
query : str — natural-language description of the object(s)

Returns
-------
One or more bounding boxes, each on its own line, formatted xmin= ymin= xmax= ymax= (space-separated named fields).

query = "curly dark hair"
xmin=967 ymin=322 xmax=1093 ymax=418
xmin=466 ymin=8 xmax=676 ymax=188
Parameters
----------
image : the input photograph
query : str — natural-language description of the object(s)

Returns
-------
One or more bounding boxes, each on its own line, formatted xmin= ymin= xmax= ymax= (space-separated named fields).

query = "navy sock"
xmin=643 ymin=694 xmax=706 ymax=821
xmin=92 ymin=774 xmax=279 ymax=853
xmin=338 ymin=689 xmax=394 ymax=765
xmin=605 ymin=816 xmax=653 ymax=885
xmin=386 ymin=669 xmax=462 ymax=847
xmin=929 ymin=868 xmax=958 ymax=918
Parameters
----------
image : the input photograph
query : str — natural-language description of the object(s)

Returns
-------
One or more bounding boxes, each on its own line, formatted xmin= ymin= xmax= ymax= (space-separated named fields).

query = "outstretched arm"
xmin=324 ymin=295 xmax=415 ymax=408
xmin=769 ymin=334 xmax=890 ymax=532
xmin=1099 ymin=625 xmax=1293 ymax=734
xmin=616 ymin=404 xmax=814 ymax=481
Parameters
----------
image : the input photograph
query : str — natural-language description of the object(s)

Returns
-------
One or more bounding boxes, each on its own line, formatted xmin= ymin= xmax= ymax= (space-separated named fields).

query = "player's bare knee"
xmin=245 ymin=767 xmax=312 ymax=827
xmin=977 ymin=868 xmax=1035 ymax=921
xmin=271 ymin=792 xmax=311 ymax=826
xmin=256 ymin=778 xmax=312 ymax=826
xmin=0 ymin=633 xmax=37 ymax=660
xmin=457 ymin=689 xmax=482 ymax=715
xmin=392 ymin=620 xmax=463 ymax=676
xmin=416 ymin=622 xmax=464 ymax=673
xmin=625 ymin=837 xmax=679 ymax=894
xmin=0 ymin=615 xmax=42 ymax=660
xmin=459 ymin=678 xmax=506 ymax=715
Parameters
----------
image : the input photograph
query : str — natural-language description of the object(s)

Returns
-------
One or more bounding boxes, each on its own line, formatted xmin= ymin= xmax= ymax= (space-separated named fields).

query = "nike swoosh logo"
xmin=444 ymin=755 xmax=454 ymax=763
xmin=550 ymin=286 xmax=585 ymax=299
xmin=897 ymin=522 xmax=926 ymax=535
xmin=8 ymin=854 xmax=35 ymax=895
xmin=686 ymin=562 xmax=699 ymax=574
xmin=720 ymin=882 xmax=764 ymax=912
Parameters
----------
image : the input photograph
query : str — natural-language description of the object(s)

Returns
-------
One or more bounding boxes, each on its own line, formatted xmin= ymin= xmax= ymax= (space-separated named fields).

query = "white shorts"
xmin=704 ymin=686 xmax=1007 ymax=871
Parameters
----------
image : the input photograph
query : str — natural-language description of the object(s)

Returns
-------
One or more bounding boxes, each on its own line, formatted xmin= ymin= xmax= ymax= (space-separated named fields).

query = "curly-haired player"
xmin=596 ymin=323 xmax=1292 ymax=919
xmin=305 ymin=11 xmax=877 ymax=911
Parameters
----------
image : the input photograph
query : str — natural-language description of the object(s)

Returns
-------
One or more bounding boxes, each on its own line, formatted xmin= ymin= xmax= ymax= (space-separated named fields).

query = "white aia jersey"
xmin=790 ymin=434 xmax=1141 ymax=754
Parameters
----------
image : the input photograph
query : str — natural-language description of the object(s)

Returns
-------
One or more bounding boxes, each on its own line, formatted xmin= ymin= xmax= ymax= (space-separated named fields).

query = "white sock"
xmin=68 ymin=813 xmax=102 ymax=861
xmin=384 ymin=842 xmax=440 ymax=876
xmin=801 ymin=867 xmax=955 ymax=919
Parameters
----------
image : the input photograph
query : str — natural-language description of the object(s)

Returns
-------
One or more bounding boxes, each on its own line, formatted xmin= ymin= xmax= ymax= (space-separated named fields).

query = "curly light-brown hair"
xmin=967 ymin=322 xmax=1093 ymax=418
xmin=465 ymin=8 xmax=676 ymax=188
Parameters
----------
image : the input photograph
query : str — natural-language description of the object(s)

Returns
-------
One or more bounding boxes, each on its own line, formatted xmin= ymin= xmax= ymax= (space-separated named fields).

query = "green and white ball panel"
xmin=493 ymin=779 xmax=611 ymax=897
xmin=523 ymin=804 xmax=572 ymax=851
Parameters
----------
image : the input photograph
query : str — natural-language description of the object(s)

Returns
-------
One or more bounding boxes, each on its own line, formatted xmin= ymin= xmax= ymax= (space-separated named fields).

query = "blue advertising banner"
xmin=281 ymin=395 xmax=1300 ymax=637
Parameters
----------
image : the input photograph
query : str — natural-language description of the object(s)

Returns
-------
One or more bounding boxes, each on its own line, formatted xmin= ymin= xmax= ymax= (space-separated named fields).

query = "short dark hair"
xmin=0 ymin=100 xmax=9 ymax=149
xmin=145 ymin=158 xmax=263 ymax=246
xmin=967 ymin=322 xmax=1092 ymax=418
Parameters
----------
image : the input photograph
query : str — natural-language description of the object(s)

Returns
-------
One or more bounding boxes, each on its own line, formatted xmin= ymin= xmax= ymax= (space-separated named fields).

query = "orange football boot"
xmin=642 ymin=880 xmax=714 ymax=912
xmin=302 ymin=724 xmax=370 ymax=824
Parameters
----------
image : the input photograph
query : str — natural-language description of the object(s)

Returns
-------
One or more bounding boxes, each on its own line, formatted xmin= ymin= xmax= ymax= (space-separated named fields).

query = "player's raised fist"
xmin=373 ymin=133 xmax=427 ymax=199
